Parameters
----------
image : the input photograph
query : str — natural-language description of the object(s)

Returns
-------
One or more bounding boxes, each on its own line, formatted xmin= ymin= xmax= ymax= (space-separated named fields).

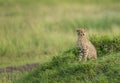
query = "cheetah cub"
xmin=76 ymin=29 xmax=97 ymax=61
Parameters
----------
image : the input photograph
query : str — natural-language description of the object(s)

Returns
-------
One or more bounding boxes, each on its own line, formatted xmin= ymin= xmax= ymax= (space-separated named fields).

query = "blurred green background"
xmin=0 ymin=0 xmax=120 ymax=82
xmin=0 ymin=0 xmax=120 ymax=67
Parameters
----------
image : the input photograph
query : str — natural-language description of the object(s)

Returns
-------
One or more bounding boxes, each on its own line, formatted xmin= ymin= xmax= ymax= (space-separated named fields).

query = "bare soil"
xmin=0 ymin=63 xmax=39 ymax=73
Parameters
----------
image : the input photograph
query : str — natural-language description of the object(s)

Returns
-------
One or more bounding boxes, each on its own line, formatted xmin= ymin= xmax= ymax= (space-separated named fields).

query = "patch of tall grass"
xmin=0 ymin=16 xmax=120 ymax=57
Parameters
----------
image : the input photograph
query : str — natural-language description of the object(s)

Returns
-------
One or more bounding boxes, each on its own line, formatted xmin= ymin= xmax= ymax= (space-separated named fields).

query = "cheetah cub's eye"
xmin=81 ymin=33 xmax=84 ymax=36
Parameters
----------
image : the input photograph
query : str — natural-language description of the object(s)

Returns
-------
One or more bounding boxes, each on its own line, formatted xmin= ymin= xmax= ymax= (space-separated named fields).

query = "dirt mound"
xmin=0 ymin=63 xmax=39 ymax=73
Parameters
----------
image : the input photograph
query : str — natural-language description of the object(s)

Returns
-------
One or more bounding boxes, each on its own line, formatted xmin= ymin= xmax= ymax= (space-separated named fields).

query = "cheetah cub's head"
xmin=76 ymin=29 xmax=86 ymax=37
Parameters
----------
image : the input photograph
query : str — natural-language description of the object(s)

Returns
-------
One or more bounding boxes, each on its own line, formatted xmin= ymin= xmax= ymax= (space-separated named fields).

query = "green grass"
xmin=0 ymin=0 xmax=120 ymax=82
xmin=15 ymin=51 xmax=120 ymax=83
xmin=15 ymin=36 xmax=120 ymax=83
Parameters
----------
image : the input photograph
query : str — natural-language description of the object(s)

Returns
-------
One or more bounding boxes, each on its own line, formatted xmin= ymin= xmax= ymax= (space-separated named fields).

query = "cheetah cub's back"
xmin=76 ymin=29 xmax=97 ymax=61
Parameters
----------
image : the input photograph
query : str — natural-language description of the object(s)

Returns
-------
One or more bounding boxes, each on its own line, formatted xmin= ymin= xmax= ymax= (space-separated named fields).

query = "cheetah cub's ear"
xmin=76 ymin=29 xmax=80 ymax=32
xmin=76 ymin=28 xmax=86 ymax=33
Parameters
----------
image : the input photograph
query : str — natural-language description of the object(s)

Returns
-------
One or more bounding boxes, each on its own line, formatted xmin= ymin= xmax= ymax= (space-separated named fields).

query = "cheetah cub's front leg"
xmin=78 ymin=48 xmax=88 ymax=62
xmin=83 ymin=48 xmax=88 ymax=62
xmin=78 ymin=49 xmax=83 ymax=62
